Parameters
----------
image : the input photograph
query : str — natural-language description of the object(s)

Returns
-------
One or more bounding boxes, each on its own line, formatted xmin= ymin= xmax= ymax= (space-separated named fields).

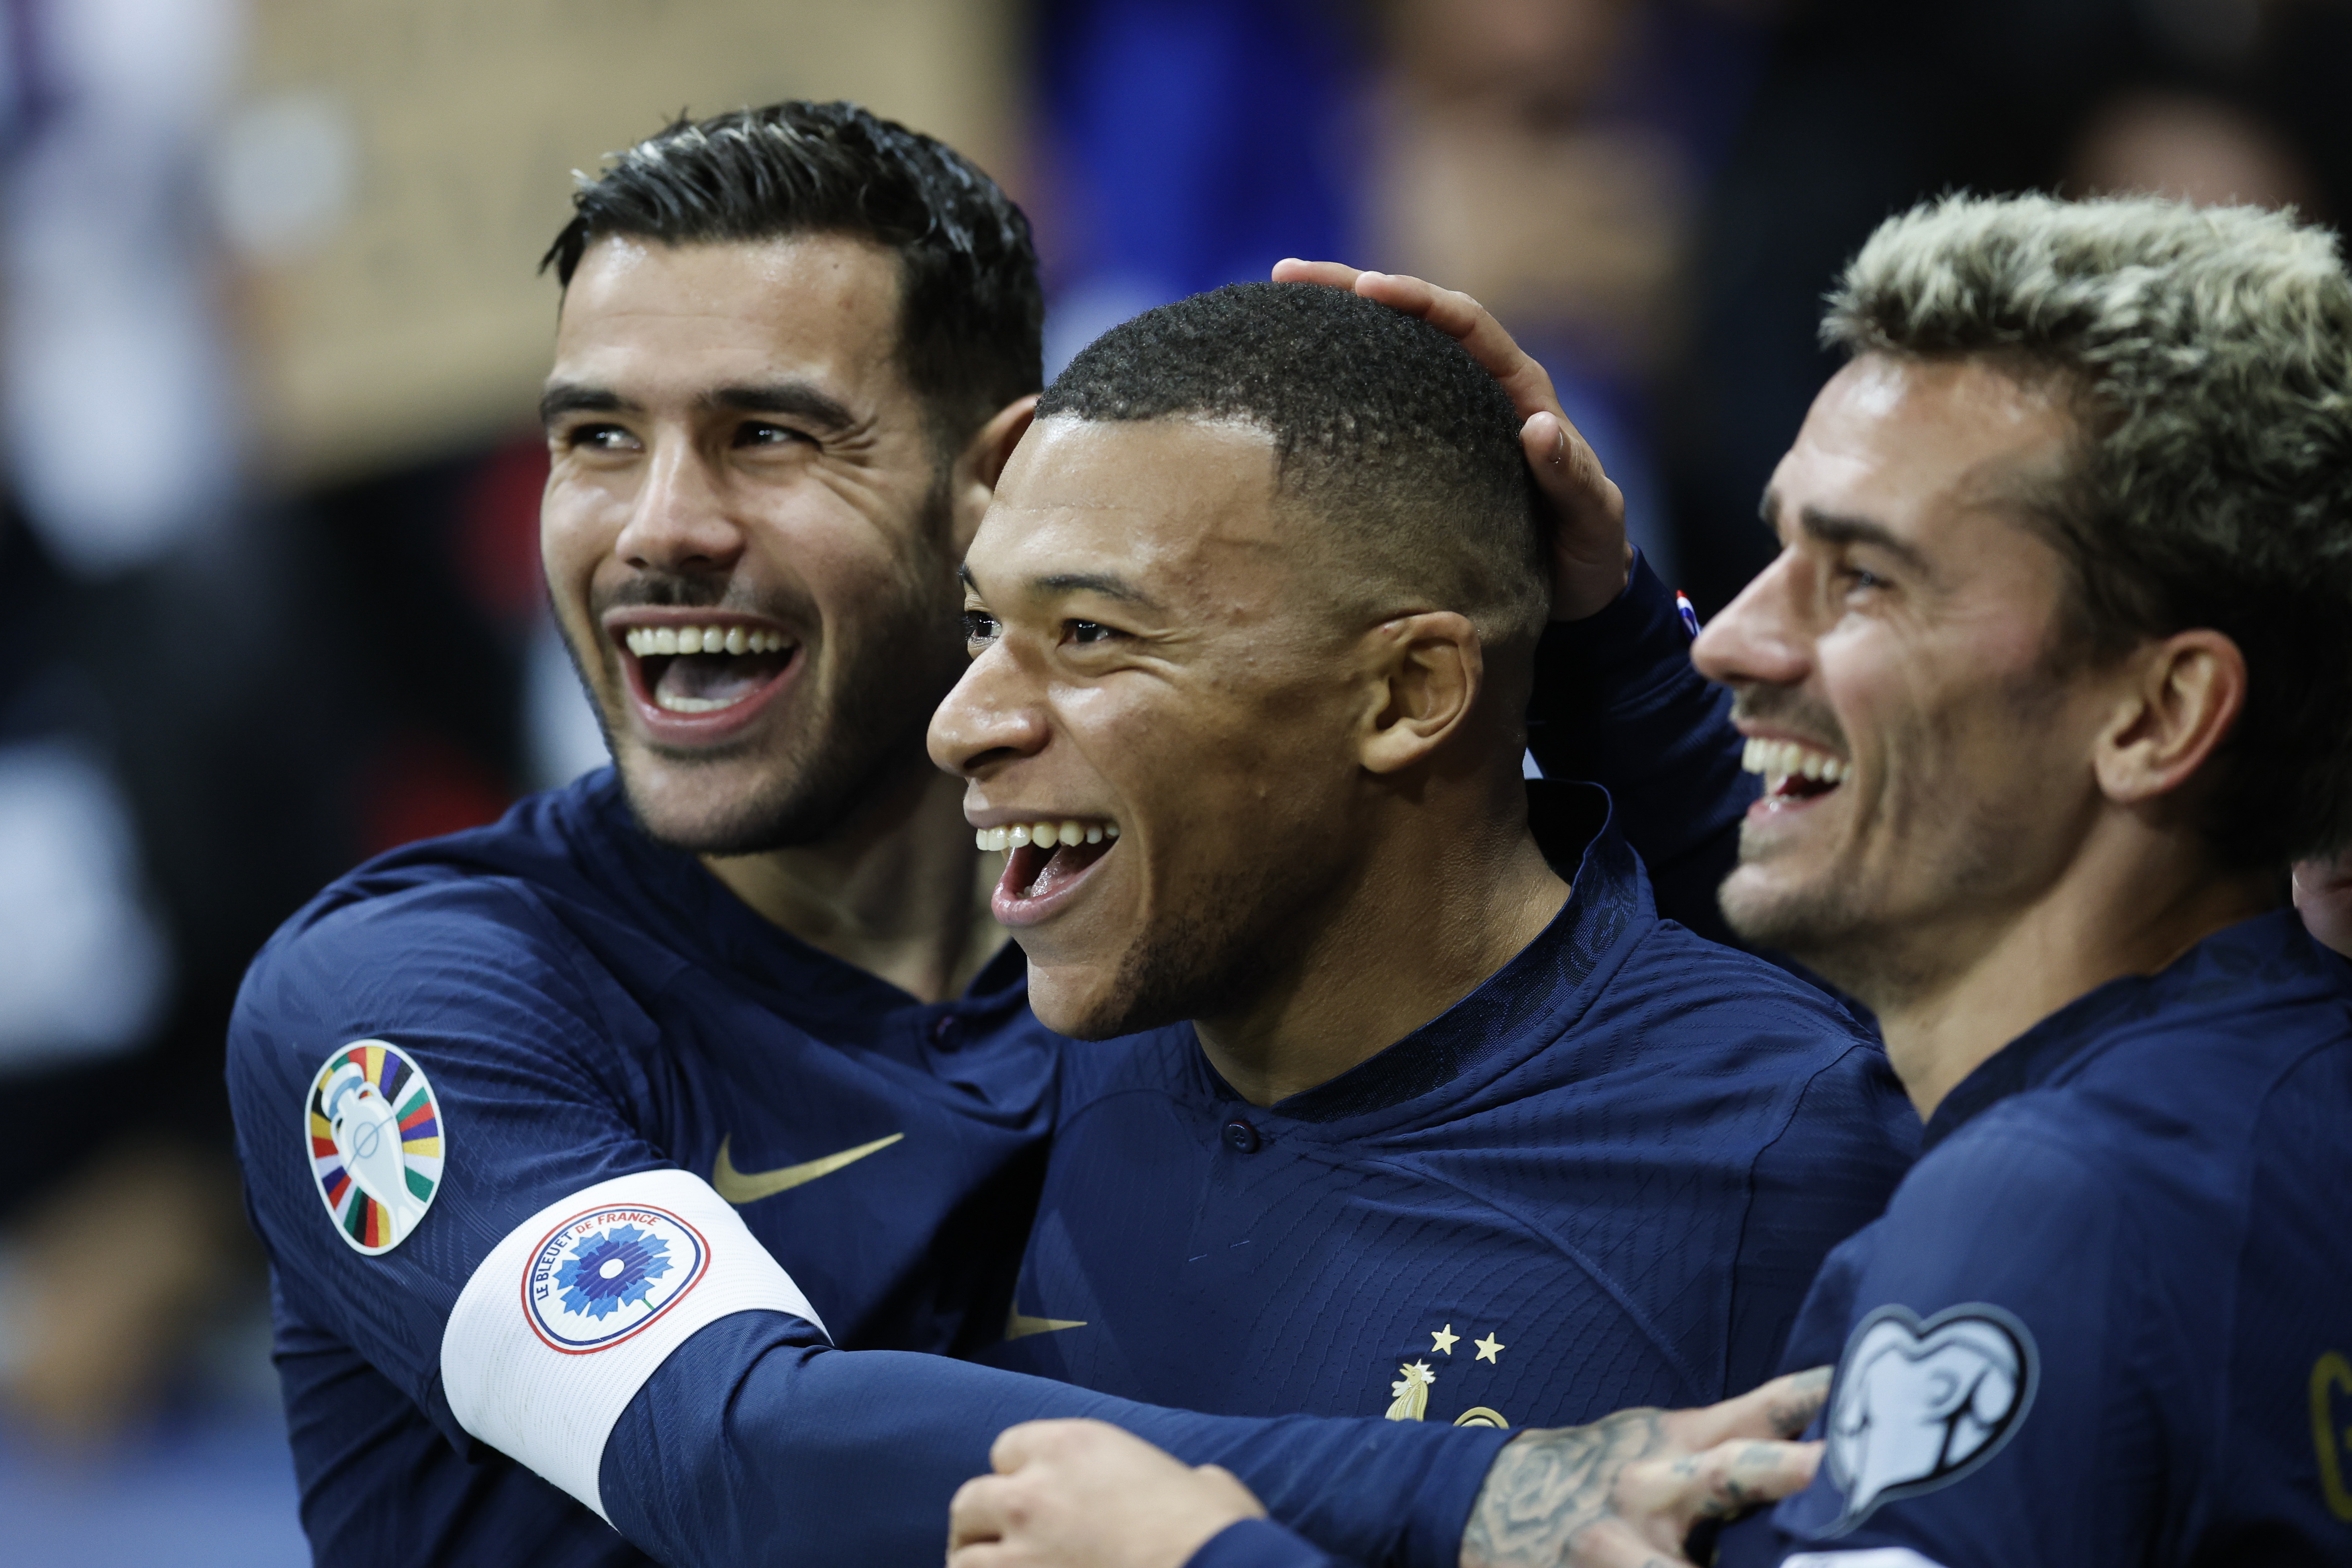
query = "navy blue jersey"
xmin=230 ymin=775 xmax=1510 ymax=1568
xmin=984 ymin=782 xmax=1916 ymax=1429
xmin=1717 ymin=909 xmax=2352 ymax=1568
xmin=227 ymin=556 xmax=1776 ymax=1568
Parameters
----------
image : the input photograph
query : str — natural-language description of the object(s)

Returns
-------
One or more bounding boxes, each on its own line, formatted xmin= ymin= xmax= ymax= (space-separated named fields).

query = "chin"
xmin=1024 ymin=960 xmax=1159 ymax=1042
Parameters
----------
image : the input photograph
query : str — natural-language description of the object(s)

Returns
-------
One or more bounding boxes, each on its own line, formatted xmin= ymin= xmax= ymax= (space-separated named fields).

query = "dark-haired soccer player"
xmin=939 ymin=281 xmax=1909 ymax=1435
xmin=959 ymin=195 xmax=2352 ymax=1568
xmin=225 ymin=102 xmax=1861 ymax=1568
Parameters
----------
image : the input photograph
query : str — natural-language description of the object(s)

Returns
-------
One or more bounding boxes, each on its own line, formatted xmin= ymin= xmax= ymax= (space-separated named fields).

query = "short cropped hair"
xmin=544 ymin=101 xmax=1043 ymax=440
xmin=1038 ymin=282 xmax=1548 ymax=658
xmin=1824 ymin=193 xmax=2352 ymax=869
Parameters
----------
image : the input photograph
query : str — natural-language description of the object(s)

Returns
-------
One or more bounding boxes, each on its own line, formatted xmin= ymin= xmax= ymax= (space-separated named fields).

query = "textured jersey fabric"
xmin=1718 ymin=908 xmax=2352 ymax=1568
xmin=231 ymin=774 xmax=1500 ymax=1568
xmin=985 ymin=781 xmax=1917 ymax=1431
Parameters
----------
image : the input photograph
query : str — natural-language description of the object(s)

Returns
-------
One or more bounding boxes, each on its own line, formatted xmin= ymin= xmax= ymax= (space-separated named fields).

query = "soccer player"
xmin=955 ymin=194 xmax=2352 ymax=1567
xmin=225 ymin=102 xmax=1841 ymax=1568
xmin=936 ymin=283 xmax=1912 ymax=1433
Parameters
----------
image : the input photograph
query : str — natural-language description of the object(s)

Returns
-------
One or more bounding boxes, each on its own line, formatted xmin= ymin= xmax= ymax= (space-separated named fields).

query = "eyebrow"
xmin=958 ymin=563 xmax=1164 ymax=610
xmin=536 ymin=380 xmax=858 ymax=435
xmin=1763 ymin=489 xmax=1936 ymax=579
xmin=540 ymin=382 xmax=633 ymax=425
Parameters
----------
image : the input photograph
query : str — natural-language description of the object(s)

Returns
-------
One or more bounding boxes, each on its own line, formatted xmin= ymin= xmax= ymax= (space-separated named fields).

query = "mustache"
xmin=1730 ymin=688 xmax=1850 ymax=754
xmin=593 ymin=572 xmax=810 ymax=627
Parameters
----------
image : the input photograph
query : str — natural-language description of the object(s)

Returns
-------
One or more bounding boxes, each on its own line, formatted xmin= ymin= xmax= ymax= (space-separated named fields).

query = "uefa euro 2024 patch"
xmin=523 ymin=1202 xmax=712 ymax=1353
xmin=1823 ymin=1301 xmax=2039 ymax=1533
xmin=308 ymin=1039 xmax=445 ymax=1255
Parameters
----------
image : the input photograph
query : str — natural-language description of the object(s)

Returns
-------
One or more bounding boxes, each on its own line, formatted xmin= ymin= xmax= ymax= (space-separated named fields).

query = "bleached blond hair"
xmin=1823 ymin=192 xmax=2352 ymax=868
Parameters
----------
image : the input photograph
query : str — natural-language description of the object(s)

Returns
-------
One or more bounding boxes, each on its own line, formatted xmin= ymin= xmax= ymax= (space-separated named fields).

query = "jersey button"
xmin=1222 ymin=1118 xmax=1261 ymax=1153
xmin=929 ymin=1014 xmax=963 ymax=1049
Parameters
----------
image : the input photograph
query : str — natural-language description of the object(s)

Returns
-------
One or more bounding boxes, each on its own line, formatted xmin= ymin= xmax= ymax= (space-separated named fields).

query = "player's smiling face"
xmin=541 ymin=233 xmax=967 ymax=853
xmin=928 ymin=417 xmax=1371 ymax=1040
xmin=1694 ymin=354 xmax=2119 ymax=1000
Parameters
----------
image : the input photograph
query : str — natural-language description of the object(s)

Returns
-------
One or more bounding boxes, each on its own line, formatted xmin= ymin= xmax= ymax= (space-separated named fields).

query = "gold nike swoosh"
xmin=1006 ymin=1303 xmax=1088 ymax=1340
xmin=712 ymin=1132 xmax=904 ymax=1205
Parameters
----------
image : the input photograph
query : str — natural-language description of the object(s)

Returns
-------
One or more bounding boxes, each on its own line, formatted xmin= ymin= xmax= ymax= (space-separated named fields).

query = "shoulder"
xmin=1609 ymin=918 xmax=1874 ymax=1045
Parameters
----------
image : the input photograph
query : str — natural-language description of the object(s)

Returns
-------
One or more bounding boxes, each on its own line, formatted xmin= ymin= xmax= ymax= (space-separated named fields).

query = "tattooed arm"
xmin=1460 ymin=1369 xmax=1829 ymax=1568
xmin=947 ymin=1371 xmax=1830 ymax=1568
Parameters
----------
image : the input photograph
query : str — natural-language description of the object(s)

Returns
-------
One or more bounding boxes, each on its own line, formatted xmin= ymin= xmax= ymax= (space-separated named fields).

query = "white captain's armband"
xmin=440 ymin=1167 xmax=828 ymax=1519
xmin=1785 ymin=1553 xmax=1949 ymax=1568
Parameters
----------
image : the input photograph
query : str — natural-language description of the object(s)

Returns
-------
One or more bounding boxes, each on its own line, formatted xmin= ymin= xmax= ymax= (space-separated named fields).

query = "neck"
xmin=1858 ymin=819 xmax=2278 ymax=1121
xmin=1194 ymin=772 xmax=1569 ymax=1108
xmin=701 ymin=757 xmax=1003 ymax=1004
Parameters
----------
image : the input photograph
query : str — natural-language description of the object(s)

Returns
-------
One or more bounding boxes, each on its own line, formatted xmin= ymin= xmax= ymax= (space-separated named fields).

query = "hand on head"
xmin=1271 ymin=259 xmax=1630 ymax=620
xmin=947 ymin=1418 xmax=1266 ymax=1568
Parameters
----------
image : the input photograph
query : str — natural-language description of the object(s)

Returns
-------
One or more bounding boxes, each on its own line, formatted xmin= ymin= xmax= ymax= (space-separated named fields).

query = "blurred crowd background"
xmin=0 ymin=0 xmax=2342 ymax=1556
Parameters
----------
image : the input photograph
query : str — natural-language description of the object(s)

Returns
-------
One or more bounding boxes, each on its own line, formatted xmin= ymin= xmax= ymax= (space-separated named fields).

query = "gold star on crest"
xmin=1474 ymin=1331 xmax=1505 ymax=1364
xmin=1430 ymin=1323 xmax=1459 ymax=1355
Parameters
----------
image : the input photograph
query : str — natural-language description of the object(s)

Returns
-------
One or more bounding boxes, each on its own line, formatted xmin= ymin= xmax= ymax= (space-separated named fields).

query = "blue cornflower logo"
xmin=556 ymin=1224 xmax=674 ymax=1320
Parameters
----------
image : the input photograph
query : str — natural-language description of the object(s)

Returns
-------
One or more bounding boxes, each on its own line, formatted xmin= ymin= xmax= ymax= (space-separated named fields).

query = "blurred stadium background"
xmin=0 ymin=0 xmax=2340 ymax=1556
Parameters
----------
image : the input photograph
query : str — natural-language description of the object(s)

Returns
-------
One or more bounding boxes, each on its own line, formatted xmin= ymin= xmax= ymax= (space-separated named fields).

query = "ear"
xmin=2091 ymin=629 xmax=2247 ymax=808
xmin=946 ymin=395 xmax=1040 ymax=553
xmin=1356 ymin=613 xmax=1485 ymax=775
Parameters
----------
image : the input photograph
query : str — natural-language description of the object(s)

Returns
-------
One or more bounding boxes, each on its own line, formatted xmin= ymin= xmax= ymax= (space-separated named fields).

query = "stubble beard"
xmin=571 ymin=491 xmax=968 ymax=858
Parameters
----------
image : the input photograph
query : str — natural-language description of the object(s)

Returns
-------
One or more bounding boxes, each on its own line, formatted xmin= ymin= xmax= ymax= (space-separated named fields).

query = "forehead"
xmin=1774 ymin=353 xmax=2080 ymax=546
xmin=550 ymin=232 xmax=905 ymax=397
xmin=973 ymin=417 xmax=1292 ymax=597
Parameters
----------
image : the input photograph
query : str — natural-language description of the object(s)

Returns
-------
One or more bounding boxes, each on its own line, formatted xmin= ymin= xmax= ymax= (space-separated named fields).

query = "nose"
xmin=613 ymin=437 xmax=746 ymax=577
xmin=928 ymin=641 xmax=1051 ymax=780
xmin=1692 ymin=547 xmax=1813 ymax=693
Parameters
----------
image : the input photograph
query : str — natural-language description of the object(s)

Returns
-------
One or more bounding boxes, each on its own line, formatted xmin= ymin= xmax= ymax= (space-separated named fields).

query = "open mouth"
xmin=980 ymin=817 xmax=1120 ymax=922
xmin=1742 ymin=736 xmax=1849 ymax=805
xmin=615 ymin=619 xmax=799 ymax=724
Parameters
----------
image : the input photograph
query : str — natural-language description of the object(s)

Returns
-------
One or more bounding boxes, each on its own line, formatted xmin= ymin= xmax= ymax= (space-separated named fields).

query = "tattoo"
xmin=1459 ymin=1408 xmax=1667 ymax=1568
xmin=1764 ymin=1368 xmax=1832 ymax=1438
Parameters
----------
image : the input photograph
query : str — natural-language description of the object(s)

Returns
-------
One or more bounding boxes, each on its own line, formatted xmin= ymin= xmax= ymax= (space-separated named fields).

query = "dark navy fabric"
xmin=231 ymin=774 xmax=1506 ymax=1568
xmin=227 ymin=562 xmax=1780 ymax=1568
xmin=985 ymin=782 xmax=1918 ymax=1434
xmin=1719 ymin=909 xmax=2352 ymax=1568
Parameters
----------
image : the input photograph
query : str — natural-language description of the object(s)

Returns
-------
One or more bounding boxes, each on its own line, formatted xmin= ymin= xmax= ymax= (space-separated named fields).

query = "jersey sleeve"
xmin=1525 ymin=552 xmax=1754 ymax=945
xmin=231 ymin=882 xmax=1511 ymax=1568
xmin=1186 ymin=1519 xmax=1351 ymax=1568
xmin=1719 ymin=1120 xmax=2166 ymax=1568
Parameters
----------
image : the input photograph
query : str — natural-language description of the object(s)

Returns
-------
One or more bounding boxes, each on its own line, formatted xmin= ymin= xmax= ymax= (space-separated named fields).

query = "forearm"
xmin=601 ymin=1313 xmax=1507 ymax=1568
xmin=1526 ymin=552 xmax=1751 ymax=942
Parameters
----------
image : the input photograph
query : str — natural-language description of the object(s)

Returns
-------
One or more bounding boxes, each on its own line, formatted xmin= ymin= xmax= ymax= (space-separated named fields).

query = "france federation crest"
xmin=1823 ymin=1302 xmax=2039 ymax=1532
xmin=523 ymin=1202 xmax=711 ymax=1353
xmin=308 ymin=1040 xmax=444 ymax=1255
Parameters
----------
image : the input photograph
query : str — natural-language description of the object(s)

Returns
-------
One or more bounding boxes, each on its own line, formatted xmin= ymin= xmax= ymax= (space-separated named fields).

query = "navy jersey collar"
xmin=1253 ymin=779 xmax=1647 ymax=1124
xmin=1920 ymin=905 xmax=2319 ymax=1152
xmin=563 ymin=768 xmax=1030 ymax=1025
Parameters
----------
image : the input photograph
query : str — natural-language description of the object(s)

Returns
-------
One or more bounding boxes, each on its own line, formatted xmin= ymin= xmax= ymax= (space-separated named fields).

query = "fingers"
xmin=1676 ymin=1368 xmax=1833 ymax=1450
xmin=948 ymin=1472 xmax=1015 ymax=1552
xmin=988 ymin=1417 xmax=1102 ymax=1474
xmin=1351 ymin=272 xmax=1562 ymax=420
xmin=1271 ymin=258 xmax=1366 ymax=290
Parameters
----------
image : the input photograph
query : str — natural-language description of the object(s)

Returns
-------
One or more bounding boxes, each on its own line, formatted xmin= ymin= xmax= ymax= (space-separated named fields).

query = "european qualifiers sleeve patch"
xmin=307 ymin=1040 xmax=444 ymax=1255
xmin=1823 ymin=1302 xmax=2039 ymax=1533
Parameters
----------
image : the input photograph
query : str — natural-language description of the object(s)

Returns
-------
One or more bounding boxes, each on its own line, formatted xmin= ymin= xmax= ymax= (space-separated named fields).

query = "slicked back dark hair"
xmin=1039 ymin=282 xmax=1548 ymax=654
xmin=544 ymin=100 xmax=1043 ymax=442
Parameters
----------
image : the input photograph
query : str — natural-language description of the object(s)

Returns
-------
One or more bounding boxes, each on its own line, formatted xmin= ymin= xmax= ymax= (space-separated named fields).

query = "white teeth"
xmin=654 ymin=691 xmax=743 ymax=714
xmin=624 ymin=626 xmax=790 ymax=657
xmin=977 ymin=821 xmax=1118 ymax=853
xmin=1739 ymin=737 xmax=1848 ymax=789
